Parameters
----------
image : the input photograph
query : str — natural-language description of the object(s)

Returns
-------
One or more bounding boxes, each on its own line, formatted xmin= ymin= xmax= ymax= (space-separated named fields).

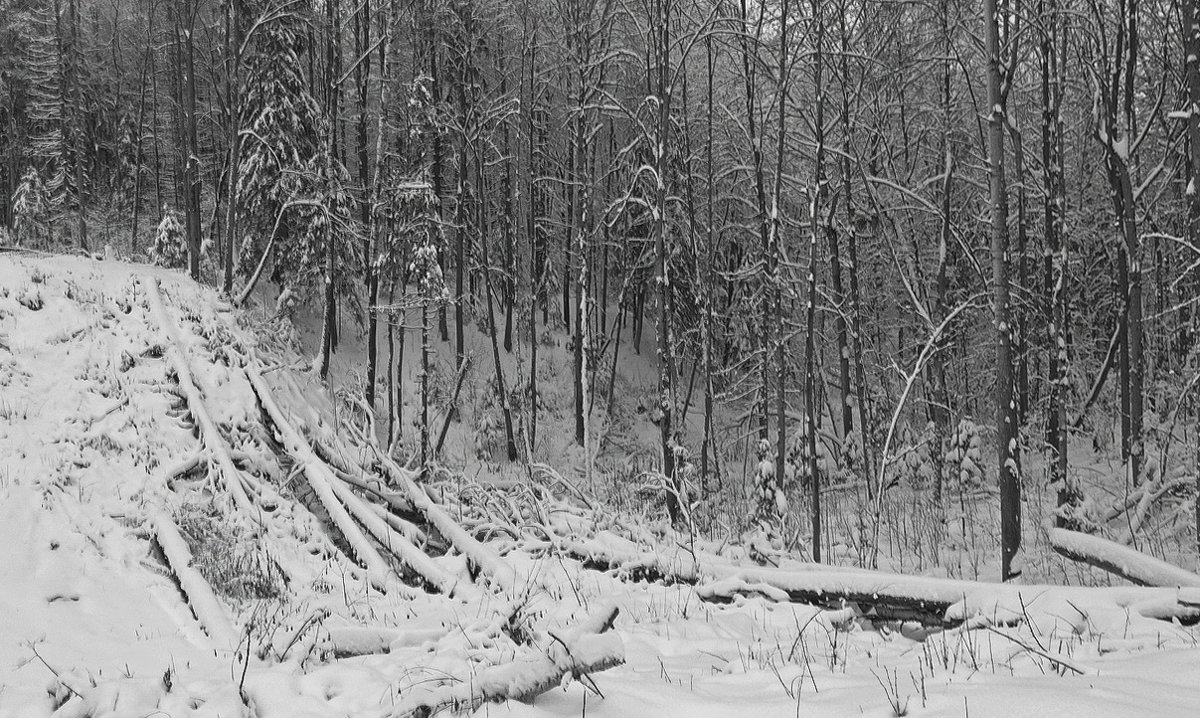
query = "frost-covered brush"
xmin=449 ymin=477 xmax=557 ymax=543
xmin=526 ymin=462 xmax=596 ymax=511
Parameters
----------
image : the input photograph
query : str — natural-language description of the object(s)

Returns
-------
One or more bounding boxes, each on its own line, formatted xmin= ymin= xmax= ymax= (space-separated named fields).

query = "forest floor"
xmin=2 ymin=251 xmax=1200 ymax=717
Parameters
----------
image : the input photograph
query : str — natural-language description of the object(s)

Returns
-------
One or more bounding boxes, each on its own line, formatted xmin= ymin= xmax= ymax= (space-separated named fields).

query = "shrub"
xmin=176 ymin=503 xmax=286 ymax=601
xmin=151 ymin=209 xmax=187 ymax=269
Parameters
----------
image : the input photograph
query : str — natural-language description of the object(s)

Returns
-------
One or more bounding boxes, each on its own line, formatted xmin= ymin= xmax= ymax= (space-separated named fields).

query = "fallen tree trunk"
xmin=247 ymin=367 xmax=395 ymax=592
xmin=545 ymin=532 xmax=701 ymax=585
xmin=1049 ymin=527 xmax=1200 ymax=587
xmin=697 ymin=563 xmax=1200 ymax=628
xmin=534 ymin=531 xmax=1200 ymax=629
xmin=388 ymin=605 xmax=624 ymax=718
xmin=144 ymin=278 xmax=256 ymax=518
xmin=326 ymin=473 xmax=465 ymax=597
xmin=152 ymin=511 xmax=239 ymax=648
xmin=434 ymin=357 xmax=471 ymax=455
xmin=376 ymin=451 xmax=536 ymax=596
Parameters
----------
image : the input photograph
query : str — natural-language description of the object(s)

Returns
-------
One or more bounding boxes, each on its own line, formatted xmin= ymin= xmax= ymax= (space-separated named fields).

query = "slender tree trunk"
xmin=737 ymin=0 xmax=772 ymax=442
xmin=477 ymin=145 xmax=518 ymax=461
xmin=358 ymin=0 xmax=380 ymax=407
xmin=770 ymin=0 xmax=792 ymax=515
xmin=453 ymin=76 xmax=468 ymax=370
xmin=701 ymin=33 xmax=716 ymax=491
xmin=807 ymin=0 xmax=824 ymax=562
xmin=927 ymin=0 xmax=955 ymax=511
xmin=1043 ymin=0 xmax=1073 ymax=525
xmin=179 ymin=0 xmax=201 ymax=278
xmin=573 ymin=109 xmax=586 ymax=447
xmin=430 ymin=37 xmax=449 ymax=343
xmin=651 ymin=0 xmax=678 ymax=524
xmin=500 ymin=44 xmax=515 ymax=354
xmin=223 ymin=0 xmax=242 ymax=292
xmin=1010 ymin=124 xmax=1030 ymax=426
xmin=421 ymin=295 xmax=431 ymax=475
xmin=839 ymin=1 xmax=873 ymax=492
xmin=131 ymin=39 xmax=150 ymax=254
xmin=1187 ymin=0 xmax=1200 ymax=281
xmin=526 ymin=17 xmax=541 ymax=454
xmin=986 ymin=0 xmax=1022 ymax=581
xmin=65 ymin=0 xmax=88 ymax=251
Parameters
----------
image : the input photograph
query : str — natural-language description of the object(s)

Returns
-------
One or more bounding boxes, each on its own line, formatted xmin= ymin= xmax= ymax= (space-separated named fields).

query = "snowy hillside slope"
xmin=2 ymin=253 xmax=1200 ymax=717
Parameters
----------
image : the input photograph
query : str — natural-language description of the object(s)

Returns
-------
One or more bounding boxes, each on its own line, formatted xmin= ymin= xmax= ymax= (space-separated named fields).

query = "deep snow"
xmin=1 ymin=253 xmax=1199 ymax=717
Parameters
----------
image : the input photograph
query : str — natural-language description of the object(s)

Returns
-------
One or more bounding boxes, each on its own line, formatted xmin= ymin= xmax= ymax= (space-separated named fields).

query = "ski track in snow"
xmin=1 ymin=253 xmax=1199 ymax=717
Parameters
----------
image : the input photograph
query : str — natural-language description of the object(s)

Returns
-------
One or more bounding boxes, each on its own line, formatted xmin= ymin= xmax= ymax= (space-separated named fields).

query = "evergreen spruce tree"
xmin=237 ymin=0 xmax=324 ymax=286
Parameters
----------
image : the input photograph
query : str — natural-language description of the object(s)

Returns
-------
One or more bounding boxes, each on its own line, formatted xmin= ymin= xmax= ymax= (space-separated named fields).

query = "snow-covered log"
xmin=698 ymin=564 xmax=1200 ymax=629
xmin=327 ymin=461 xmax=416 ymax=516
xmin=376 ymin=453 xmax=535 ymax=596
xmin=144 ymin=278 xmax=257 ymax=518
xmin=326 ymin=474 xmax=465 ymax=597
xmin=247 ymin=367 xmax=395 ymax=592
xmin=151 ymin=511 xmax=239 ymax=649
xmin=1049 ymin=528 xmax=1200 ymax=588
xmin=388 ymin=605 xmax=624 ymax=718
xmin=550 ymin=533 xmax=701 ymax=584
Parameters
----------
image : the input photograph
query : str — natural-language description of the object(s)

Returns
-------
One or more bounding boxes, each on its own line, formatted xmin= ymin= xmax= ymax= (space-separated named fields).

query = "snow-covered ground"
xmin=2 ymin=252 xmax=1199 ymax=717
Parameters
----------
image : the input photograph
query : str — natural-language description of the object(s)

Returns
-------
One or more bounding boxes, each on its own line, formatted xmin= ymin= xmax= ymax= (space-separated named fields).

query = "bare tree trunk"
xmin=737 ymin=0 xmax=772 ymax=443
xmin=318 ymin=0 xmax=340 ymax=379
xmin=453 ymin=79 xmax=468 ymax=370
xmin=927 ymin=0 xmax=955 ymax=511
xmin=500 ymin=43 xmax=515 ymax=354
xmin=358 ymin=0 xmax=380 ymax=406
xmin=807 ymin=0 xmax=823 ymax=562
xmin=526 ymin=13 xmax=541 ymax=454
xmin=986 ymin=0 xmax=1022 ymax=581
xmin=651 ymin=0 xmax=678 ymax=524
xmin=178 ymin=0 xmax=201 ymax=278
xmin=701 ymin=33 xmax=716 ymax=490
xmin=223 ymin=0 xmax=242 ymax=291
xmin=131 ymin=20 xmax=152 ymax=254
xmin=572 ymin=110 xmax=586 ymax=446
xmin=64 ymin=0 xmax=88 ymax=251
xmin=838 ymin=0 xmax=874 ymax=492
xmin=771 ymin=0 xmax=792 ymax=516
xmin=429 ymin=34 xmax=449 ymax=343
xmin=1042 ymin=0 xmax=1074 ymax=525
xmin=477 ymin=146 xmax=518 ymax=461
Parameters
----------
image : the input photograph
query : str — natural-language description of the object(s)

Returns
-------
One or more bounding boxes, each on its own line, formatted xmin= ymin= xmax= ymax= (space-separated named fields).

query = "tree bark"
xmin=986 ymin=0 xmax=1022 ymax=581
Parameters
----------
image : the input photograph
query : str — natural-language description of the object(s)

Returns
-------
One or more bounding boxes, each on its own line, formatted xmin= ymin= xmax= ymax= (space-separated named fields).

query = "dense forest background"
xmin=2 ymin=0 xmax=1199 ymax=578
